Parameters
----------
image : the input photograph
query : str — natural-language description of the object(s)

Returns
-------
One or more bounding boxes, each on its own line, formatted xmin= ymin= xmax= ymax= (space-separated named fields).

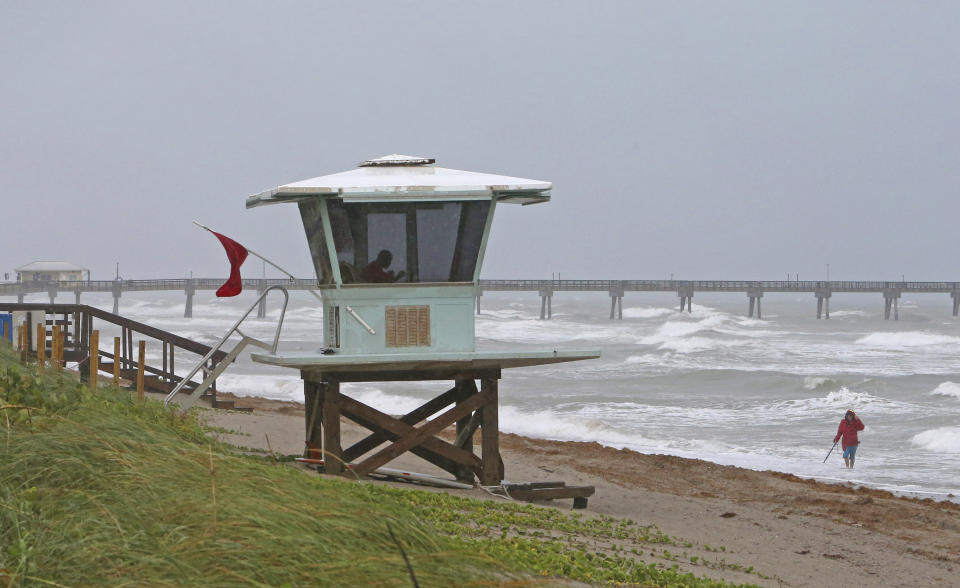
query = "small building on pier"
xmin=15 ymin=261 xmax=88 ymax=282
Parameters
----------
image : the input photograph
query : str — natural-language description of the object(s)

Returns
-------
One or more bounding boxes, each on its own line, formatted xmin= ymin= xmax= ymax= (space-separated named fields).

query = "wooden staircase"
xmin=1 ymin=303 xmax=249 ymax=411
xmin=97 ymin=361 xmax=244 ymax=410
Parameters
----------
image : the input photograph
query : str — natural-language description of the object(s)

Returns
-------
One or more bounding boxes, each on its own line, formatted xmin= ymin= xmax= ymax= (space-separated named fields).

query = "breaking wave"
xmin=930 ymin=382 xmax=960 ymax=400
xmin=803 ymin=376 xmax=840 ymax=390
xmin=621 ymin=306 xmax=676 ymax=319
xmin=910 ymin=427 xmax=960 ymax=453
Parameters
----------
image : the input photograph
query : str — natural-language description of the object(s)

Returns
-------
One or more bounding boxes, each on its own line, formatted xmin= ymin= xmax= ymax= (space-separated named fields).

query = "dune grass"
xmin=0 ymin=344 xmax=755 ymax=587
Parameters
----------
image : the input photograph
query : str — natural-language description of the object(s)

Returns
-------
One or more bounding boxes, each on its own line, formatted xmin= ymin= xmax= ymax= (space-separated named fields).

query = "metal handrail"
xmin=163 ymin=285 xmax=290 ymax=408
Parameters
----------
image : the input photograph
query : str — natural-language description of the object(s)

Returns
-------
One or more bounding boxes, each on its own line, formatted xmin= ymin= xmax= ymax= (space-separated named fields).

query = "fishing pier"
xmin=480 ymin=279 xmax=960 ymax=320
xmin=5 ymin=278 xmax=959 ymax=321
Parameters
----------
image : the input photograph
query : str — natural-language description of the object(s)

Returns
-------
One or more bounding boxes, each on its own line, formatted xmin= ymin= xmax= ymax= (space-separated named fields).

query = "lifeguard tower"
xmin=246 ymin=155 xmax=599 ymax=491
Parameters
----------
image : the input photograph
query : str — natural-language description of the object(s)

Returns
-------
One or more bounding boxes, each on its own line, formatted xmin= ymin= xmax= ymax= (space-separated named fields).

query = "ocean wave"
xmin=498 ymin=405 xmax=735 ymax=456
xmin=930 ymin=382 xmax=960 ymax=400
xmin=481 ymin=308 xmax=538 ymax=320
xmin=655 ymin=336 xmax=751 ymax=354
xmin=499 ymin=405 xmax=651 ymax=445
xmin=767 ymin=387 xmax=914 ymax=415
xmin=855 ymin=331 xmax=960 ymax=348
xmin=621 ymin=306 xmax=675 ymax=319
xmin=910 ymin=427 xmax=960 ymax=453
xmin=342 ymin=385 xmax=428 ymax=415
xmin=803 ymin=376 xmax=840 ymax=390
xmin=216 ymin=373 xmax=306 ymax=402
xmin=476 ymin=317 xmax=645 ymax=345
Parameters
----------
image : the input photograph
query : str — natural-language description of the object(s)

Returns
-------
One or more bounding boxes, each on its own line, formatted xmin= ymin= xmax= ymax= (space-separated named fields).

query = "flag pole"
xmin=193 ymin=220 xmax=375 ymax=335
xmin=193 ymin=220 xmax=325 ymax=303
xmin=193 ymin=221 xmax=300 ymax=281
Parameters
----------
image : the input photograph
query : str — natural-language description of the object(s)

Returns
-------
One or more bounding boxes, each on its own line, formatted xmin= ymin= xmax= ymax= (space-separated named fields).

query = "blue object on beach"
xmin=0 ymin=313 xmax=11 ymax=342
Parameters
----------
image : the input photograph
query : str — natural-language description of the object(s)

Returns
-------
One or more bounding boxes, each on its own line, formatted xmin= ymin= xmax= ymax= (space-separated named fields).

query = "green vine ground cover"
xmin=0 ymin=345 xmax=757 ymax=587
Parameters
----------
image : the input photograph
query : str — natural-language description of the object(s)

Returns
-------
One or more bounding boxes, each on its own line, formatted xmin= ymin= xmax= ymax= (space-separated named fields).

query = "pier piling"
xmin=256 ymin=281 xmax=267 ymax=319
xmin=539 ymin=288 xmax=553 ymax=320
xmin=677 ymin=286 xmax=694 ymax=313
xmin=815 ymin=288 xmax=832 ymax=319
xmin=883 ymin=289 xmax=901 ymax=320
xmin=111 ymin=281 xmax=122 ymax=314
xmin=747 ymin=288 xmax=763 ymax=319
xmin=608 ymin=283 xmax=624 ymax=319
xmin=184 ymin=280 xmax=195 ymax=318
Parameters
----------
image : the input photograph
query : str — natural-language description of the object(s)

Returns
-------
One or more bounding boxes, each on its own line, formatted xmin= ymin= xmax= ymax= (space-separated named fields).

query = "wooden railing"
xmin=0 ymin=303 xmax=239 ymax=409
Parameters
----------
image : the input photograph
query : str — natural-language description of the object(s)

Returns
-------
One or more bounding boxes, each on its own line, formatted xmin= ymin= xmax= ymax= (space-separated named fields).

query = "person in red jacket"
xmin=834 ymin=410 xmax=865 ymax=468
xmin=359 ymin=250 xmax=406 ymax=283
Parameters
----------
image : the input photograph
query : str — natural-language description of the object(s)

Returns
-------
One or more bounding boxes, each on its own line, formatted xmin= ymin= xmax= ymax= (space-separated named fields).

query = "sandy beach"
xmin=202 ymin=394 xmax=960 ymax=588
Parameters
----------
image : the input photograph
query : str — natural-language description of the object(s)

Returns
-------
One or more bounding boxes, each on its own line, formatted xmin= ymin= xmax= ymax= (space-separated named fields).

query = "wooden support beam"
xmin=480 ymin=377 xmax=501 ymax=485
xmin=52 ymin=325 xmax=62 ymax=370
xmin=452 ymin=379 xmax=483 ymax=481
xmin=339 ymin=403 xmax=468 ymax=479
xmin=304 ymin=381 xmax=322 ymax=458
xmin=113 ymin=337 xmax=121 ymax=387
xmin=36 ymin=322 xmax=45 ymax=367
xmin=454 ymin=410 xmax=482 ymax=449
xmin=340 ymin=388 xmax=480 ymax=466
xmin=338 ymin=392 xmax=482 ymax=473
xmin=343 ymin=384 xmax=473 ymax=460
xmin=349 ymin=388 xmax=492 ymax=478
xmin=321 ymin=382 xmax=343 ymax=475
xmin=503 ymin=483 xmax=595 ymax=506
xmin=137 ymin=340 xmax=145 ymax=402
xmin=89 ymin=330 xmax=99 ymax=389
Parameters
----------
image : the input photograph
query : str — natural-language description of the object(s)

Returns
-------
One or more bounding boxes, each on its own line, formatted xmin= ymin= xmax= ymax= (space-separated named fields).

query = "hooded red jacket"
xmin=834 ymin=417 xmax=865 ymax=450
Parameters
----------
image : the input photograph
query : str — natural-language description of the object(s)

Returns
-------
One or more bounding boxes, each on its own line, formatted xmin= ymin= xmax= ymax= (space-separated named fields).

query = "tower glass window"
xmin=298 ymin=199 xmax=491 ymax=285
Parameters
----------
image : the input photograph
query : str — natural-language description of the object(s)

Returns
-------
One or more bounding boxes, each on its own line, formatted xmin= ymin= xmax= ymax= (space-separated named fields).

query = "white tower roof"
xmin=247 ymin=155 xmax=551 ymax=207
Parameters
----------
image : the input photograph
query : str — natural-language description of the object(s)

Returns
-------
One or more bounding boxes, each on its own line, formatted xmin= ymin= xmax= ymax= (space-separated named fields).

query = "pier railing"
xmin=478 ymin=279 xmax=960 ymax=293
xmin=2 ymin=277 xmax=959 ymax=320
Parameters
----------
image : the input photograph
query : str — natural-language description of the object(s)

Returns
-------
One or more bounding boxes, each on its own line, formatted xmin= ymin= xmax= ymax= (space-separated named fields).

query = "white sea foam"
xmin=216 ymin=374 xmax=305 ymax=402
xmin=910 ymin=427 xmax=960 ymax=453
xmin=498 ymin=405 xmax=738 ymax=457
xmin=477 ymin=316 xmax=644 ymax=345
xmin=829 ymin=310 xmax=869 ymax=318
xmin=856 ymin=331 xmax=960 ymax=348
xmin=655 ymin=336 xmax=751 ymax=354
xmin=621 ymin=306 xmax=675 ymax=319
xmin=342 ymin=386 xmax=427 ymax=415
xmin=766 ymin=387 xmax=914 ymax=415
xmin=931 ymin=382 xmax=960 ymax=400
xmin=499 ymin=405 xmax=650 ymax=445
xmin=482 ymin=308 xmax=538 ymax=320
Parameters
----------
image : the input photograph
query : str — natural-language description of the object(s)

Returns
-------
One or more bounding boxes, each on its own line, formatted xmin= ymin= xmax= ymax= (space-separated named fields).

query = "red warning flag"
xmin=212 ymin=232 xmax=248 ymax=297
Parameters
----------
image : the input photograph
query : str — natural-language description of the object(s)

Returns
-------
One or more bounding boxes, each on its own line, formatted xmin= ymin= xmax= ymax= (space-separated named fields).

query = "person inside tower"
xmin=359 ymin=249 xmax=406 ymax=283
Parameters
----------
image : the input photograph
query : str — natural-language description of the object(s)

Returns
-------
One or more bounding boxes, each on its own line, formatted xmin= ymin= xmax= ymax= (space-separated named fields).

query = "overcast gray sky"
xmin=2 ymin=2 xmax=958 ymax=282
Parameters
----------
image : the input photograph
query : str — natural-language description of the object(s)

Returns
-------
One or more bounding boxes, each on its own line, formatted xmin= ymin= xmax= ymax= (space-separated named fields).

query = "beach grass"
xmin=0 ymin=344 xmax=755 ymax=587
